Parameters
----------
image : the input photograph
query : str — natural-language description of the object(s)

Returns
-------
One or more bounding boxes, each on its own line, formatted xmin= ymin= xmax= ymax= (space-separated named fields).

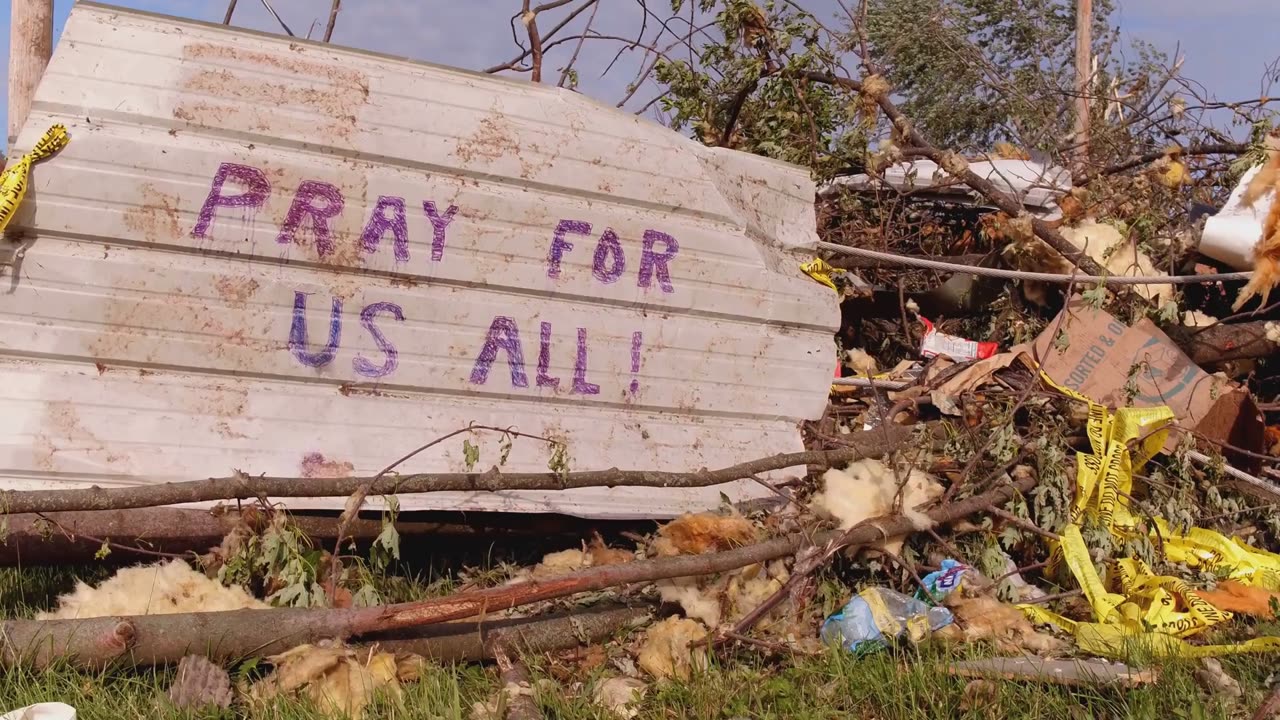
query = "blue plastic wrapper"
xmin=915 ymin=558 xmax=972 ymax=604
xmin=820 ymin=587 xmax=954 ymax=654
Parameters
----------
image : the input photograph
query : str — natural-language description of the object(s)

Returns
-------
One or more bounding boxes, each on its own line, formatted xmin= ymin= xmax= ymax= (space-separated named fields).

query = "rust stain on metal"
xmin=214 ymin=421 xmax=249 ymax=440
xmin=122 ymin=184 xmax=183 ymax=244
xmin=185 ymin=70 xmax=359 ymax=120
xmin=455 ymin=112 xmax=549 ymax=179
xmin=43 ymin=400 xmax=128 ymax=469
xmin=182 ymin=42 xmax=370 ymax=97
xmin=213 ymin=276 xmax=260 ymax=307
xmin=300 ymin=452 xmax=355 ymax=478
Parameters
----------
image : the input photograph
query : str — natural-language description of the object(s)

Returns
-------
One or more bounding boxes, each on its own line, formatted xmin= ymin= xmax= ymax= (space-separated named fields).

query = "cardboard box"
xmin=1030 ymin=300 xmax=1265 ymax=464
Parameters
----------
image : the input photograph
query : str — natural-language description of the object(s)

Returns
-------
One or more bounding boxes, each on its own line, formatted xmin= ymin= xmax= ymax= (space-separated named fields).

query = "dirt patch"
xmin=300 ymin=452 xmax=355 ymax=478
xmin=122 ymin=184 xmax=183 ymax=244
xmin=214 ymin=276 xmax=261 ymax=307
xmin=182 ymin=42 xmax=369 ymax=98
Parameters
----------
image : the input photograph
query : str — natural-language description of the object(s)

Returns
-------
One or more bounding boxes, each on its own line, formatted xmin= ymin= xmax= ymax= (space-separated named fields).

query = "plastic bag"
xmin=821 ymin=587 xmax=954 ymax=654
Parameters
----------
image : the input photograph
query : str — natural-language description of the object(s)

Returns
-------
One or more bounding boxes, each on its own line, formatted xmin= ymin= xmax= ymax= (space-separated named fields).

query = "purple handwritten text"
xmin=638 ymin=230 xmax=678 ymax=293
xmin=191 ymin=163 xmax=270 ymax=239
xmin=629 ymin=331 xmax=642 ymax=394
xmin=470 ymin=316 xmax=529 ymax=387
xmin=353 ymin=301 xmax=405 ymax=378
xmin=424 ymin=201 xmax=460 ymax=262
xmin=360 ymin=196 xmax=409 ymax=262
xmin=592 ymin=229 xmax=626 ymax=284
xmin=573 ymin=327 xmax=600 ymax=395
xmin=288 ymin=292 xmax=342 ymax=368
xmin=537 ymin=321 xmax=560 ymax=389
xmin=277 ymin=181 xmax=345 ymax=258
xmin=547 ymin=220 xmax=591 ymax=279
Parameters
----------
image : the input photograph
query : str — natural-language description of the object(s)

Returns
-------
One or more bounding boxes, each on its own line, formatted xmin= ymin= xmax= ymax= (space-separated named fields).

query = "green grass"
xmin=0 ymin=639 xmax=1273 ymax=719
xmin=2 ymin=566 xmax=1277 ymax=719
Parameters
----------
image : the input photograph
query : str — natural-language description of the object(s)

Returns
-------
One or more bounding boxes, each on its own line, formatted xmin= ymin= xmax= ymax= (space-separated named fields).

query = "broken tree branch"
xmin=322 ymin=0 xmax=341 ymax=43
xmin=485 ymin=0 xmax=599 ymax=73
xmin=521 ymin=0 xmax=545 ymax=82
xmin=1085 ymin=142 xmax=1249 ymax=181
xmin=366 ymin=604 xmax=652 ymax=662
xmin=0 ymin=426 xmax=910 ymax=515
xmin=0 ymin=507 xmax=550 ymax=567
xmin=798 ymin=70 xmax=1109 ymax=278
xmin=1166 ymin=320 xmax=1279 ymax=365
xmin=0 ymin=463 xmax=1024 ymax=670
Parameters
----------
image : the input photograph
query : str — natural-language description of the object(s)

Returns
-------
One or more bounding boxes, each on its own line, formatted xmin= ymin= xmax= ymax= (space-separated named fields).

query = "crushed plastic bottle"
xmin=915 ymin=558 xmax=972 ymax=604
xmin=820 ymin=587 xmax=954 ymax=654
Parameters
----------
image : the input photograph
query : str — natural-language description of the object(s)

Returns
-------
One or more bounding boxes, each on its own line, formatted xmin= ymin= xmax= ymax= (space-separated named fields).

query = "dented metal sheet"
xmin=0 ymin=3 xmax=838 ymax=519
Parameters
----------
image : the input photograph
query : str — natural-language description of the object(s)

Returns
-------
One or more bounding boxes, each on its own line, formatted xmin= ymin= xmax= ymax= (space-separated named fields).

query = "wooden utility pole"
xmin=1072 ymin=0 xmax=1092 ymax=169
xmin=323 ymin=0 xmax=342 ymax=42
xmin=7 ymin=0 xmax=55 ymax=150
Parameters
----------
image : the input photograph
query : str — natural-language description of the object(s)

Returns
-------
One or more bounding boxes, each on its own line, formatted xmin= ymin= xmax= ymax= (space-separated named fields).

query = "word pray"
xmin=191 ymin=162 xmax=459 ymax=263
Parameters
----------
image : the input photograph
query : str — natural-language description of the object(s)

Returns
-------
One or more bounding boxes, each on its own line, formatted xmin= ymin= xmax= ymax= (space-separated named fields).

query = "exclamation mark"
xmin=629 ymin=331 xmax=643 ymax=394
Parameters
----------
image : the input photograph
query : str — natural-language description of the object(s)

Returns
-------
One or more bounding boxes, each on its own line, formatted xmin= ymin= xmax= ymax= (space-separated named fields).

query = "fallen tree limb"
xmin=363 ymin=604 xmax=652 ymax=662
xmin=1166 ymin=320 xmax=1279 ymax=365
xmin=0 ymin=508 xmax=616 ymax=567
xmin=0 ymin=426 xmax=910 ymax=515
xmin=0 ymin=472 xmax=1028 ymax=669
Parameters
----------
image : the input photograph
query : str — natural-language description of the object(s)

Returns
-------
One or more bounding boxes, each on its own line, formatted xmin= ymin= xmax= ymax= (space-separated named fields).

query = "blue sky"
xmin=0 ymin=0 xmax=1275 ymax=139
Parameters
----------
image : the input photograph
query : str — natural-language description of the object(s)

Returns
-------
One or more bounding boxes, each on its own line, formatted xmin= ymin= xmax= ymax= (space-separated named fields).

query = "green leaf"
xmin=94 ymin=540 xmax=111 ymax=560
xmin=374 ymin=522 xmax=401 ymax=562
xmin=463 ymin=439 xmax=480 ymax=471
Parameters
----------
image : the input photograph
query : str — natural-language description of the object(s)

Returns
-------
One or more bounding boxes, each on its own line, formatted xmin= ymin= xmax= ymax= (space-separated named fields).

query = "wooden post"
xmin=7 ymin=0 xmax=55 ymax=150
xmin=324 ymin=0 xmax=342 ymax=42
xmin=1072 ymin=0 xmax=1092 ymax=169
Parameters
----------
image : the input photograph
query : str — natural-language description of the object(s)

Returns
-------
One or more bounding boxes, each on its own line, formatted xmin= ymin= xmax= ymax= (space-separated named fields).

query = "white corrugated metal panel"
xmin=0 ymin=3 xmax=837 ymax=519
xmin=822 ymin=158 xmax=1070 ymax=214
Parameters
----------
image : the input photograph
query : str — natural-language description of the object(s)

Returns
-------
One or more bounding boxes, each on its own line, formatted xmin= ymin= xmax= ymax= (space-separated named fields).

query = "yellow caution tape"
xmin=801 ymin=258 xmax=839 ymax=291
xmin=0 ymin=124 xmax=70 ymax=236
xmin=1016 ymin=367 xmax=1280 ymax=658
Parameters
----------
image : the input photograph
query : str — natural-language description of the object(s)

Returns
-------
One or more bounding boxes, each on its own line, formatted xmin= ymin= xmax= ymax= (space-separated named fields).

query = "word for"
xmin=189 ymin=163 xmax=682 ymax=292
xmin=289 ymin=293 xmax=644 ymax=393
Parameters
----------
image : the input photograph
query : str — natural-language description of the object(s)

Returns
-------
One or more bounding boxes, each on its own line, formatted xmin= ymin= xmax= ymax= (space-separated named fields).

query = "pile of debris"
xmin=1 ymin=17 xmax=1279 ymax=717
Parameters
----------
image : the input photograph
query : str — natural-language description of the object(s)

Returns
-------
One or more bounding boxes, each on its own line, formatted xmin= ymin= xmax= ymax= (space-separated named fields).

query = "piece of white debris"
xmin=37 ymin=559 xmax=268 ymax=620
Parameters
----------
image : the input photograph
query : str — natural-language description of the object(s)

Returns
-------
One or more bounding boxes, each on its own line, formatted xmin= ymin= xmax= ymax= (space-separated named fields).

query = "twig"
xmin=222 ymin=0 xmax=238 ymax=24
xmin=987 ymin=506 xmax=1060 ymax=541
xmin=994 ymin=561 xmax=1048 ymax=583
xmin=0 ymin=427 xmax=911 ymax=515
xmin=327 ymin=424 xmax=556 ymax=599
xmin=32 ymin=512 xmax=189 ymax=561
xmin=257 ymin=0 xmax=295 ymax=36
xmin=322 ymin=0 xmax=341 ymax=42
xmin=485 ymin=0 xmax=599 ymax=74
xmin=557 ymin=0 xmax=601 ymax=88
xmin=881 ymin=548 xmax=931 ymax=598
xmin=1022 ymin=589 xmax=1083 ymax=605
xmin=494 ymin=644 xmax=541 ymax=720
xmin=722 ymin=474 xmax=1037 ymax=641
